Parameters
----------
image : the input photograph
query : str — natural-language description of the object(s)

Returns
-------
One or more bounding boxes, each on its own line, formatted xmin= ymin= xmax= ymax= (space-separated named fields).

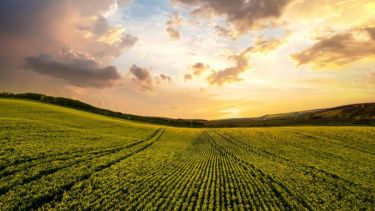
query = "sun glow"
xmin=0 ymin=0 xmax=374 ymax=119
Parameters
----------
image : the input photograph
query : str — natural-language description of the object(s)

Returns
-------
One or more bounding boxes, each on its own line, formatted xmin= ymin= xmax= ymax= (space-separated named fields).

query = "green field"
xmin=0 ymin=99 xmax=374 ymax=210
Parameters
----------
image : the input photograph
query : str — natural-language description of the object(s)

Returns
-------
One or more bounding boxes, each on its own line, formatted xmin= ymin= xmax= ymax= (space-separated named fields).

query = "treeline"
xmin=0 ymin=92 xmax=206 ymax=127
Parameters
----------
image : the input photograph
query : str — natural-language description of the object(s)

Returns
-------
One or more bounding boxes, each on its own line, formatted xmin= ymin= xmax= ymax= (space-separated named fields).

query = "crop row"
xmin=212 ymin=130 xmax=374 ymax=209
xmin=1 ymin=127 xmax=373 ymax=210
xmin=40 ymin=131 xmax=311 ymax=210
xmin=0 ymin=128 xmax=165 ymax=210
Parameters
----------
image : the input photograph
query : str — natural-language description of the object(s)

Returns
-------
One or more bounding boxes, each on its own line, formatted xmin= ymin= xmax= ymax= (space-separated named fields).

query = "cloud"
xmin=60 ymin=46 xmax=94 ymax=61
xmin=0 ymin=0 xmax=137 ymax=88
xmin=366 ymin=27 xmax=375 ymax=40
xmin=0 ymin=1 xmax=127 ymax=37
xmin=173 ymin=0 xmax=293 ymax=35
xmin=207 ymin=48 xmax=251 ymax=86
xmin=184 ymin=74 xmax=193 ymax=81
xmin=165 ymin=12 xmax=183 ymax=40
xmin=155 ymin=73 xmax=173 ymax=85
xmin=204 ymin=35 xmax=286 ymax=86
xmin=192 ymin=62 xmax=210 ymax=75
xmin=184 ymin=34 xmax=286 ymax=86
xmin=183 ymin=33 xmax=287 ymax=86
xmin=182 ymin=63 xmax=210 ymax=82
xmin=129 ymin=65 xmax=172 ymax=91
xmin=292 ymin=26 xmax=375 ymax=68
xmin=369 ymin=72 xmax=375 ymax=83
xmin=214 ymin=25 xmax=237 ymax=39
xmin=160 ymin=74 xmax=172 ymax=82
xmin=249 ymin=36 xmax=285 ymax=53
xmin=129 ymin=65 xmax=154 ymax=91
xmin=166 ymin=27 xmax=181 ymax=40
xmin=97 ymin=27 xmax=126 ymax=45
xmin=25 ymin=54 xmax=121 ymax=88
xmin=88 ymin=32 xmax=138 ymax=62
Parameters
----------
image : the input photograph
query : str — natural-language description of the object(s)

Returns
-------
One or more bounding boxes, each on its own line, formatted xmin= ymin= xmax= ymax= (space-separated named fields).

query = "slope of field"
xmin=0 ymin=99 xmax=374 ymax=210
xmin=1 ymin=92 xmax=374 ymax=127
xmin=206 ymin=103 xmax=375 ymax=127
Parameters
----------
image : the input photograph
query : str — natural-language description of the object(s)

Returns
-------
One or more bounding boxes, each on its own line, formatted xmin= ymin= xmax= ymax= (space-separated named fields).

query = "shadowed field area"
xmin=0 ymin=99 xmax=374 ymax=210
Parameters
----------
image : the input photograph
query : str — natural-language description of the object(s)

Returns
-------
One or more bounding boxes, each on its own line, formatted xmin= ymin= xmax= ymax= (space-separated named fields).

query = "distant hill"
xmin=0 ymin=92 xmax=206 ymax=127
xmin=205 ymin=103 xmax=375 ymax=127
xmin=1 ymin=92 xmax=374 ymax=127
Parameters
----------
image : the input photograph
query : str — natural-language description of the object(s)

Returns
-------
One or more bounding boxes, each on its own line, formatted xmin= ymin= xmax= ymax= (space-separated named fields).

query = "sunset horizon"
xmin=0 ymin=1 xmax=374 ymax=209
xmin=1 ymin=0 xmax=374 ymax=119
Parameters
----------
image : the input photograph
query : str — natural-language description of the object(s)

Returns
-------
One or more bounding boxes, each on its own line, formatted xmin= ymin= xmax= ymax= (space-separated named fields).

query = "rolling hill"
xmin=0 ymin=98 xmax=374 ymax=210
xmin=1 ymin=92 xmax=374 ymax=127
xmin=206 ymin=103 xmax=375 ymax=127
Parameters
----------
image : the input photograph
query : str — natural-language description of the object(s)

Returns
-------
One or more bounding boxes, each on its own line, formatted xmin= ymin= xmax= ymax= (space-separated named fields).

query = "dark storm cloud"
xmin=292 ymin=26 xmax=375 ymax=68
xmin=25 ymin=54 xmax=121 ymax=88
xmin=173 ymin=0 xmax=293 ymax=34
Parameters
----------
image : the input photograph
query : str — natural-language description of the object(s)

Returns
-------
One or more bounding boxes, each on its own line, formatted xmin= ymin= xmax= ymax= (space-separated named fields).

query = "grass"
xmin=0 ymin=99 xmax=374 ymax=210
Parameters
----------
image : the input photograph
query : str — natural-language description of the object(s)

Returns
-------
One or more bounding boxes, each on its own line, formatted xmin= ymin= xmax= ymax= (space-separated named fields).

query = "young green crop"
xmin=0 ymin=99 xmax=374 ymax=210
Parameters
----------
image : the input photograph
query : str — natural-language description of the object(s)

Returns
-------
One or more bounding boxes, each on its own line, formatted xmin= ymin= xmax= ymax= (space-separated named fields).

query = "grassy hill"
xmin=0 ymin=99 xmax=375 ymax=210
xmin=0 ymin=98 xmax=374 ymax=210
xmin=207 ymin=103 xmax=375 ymax=127
xmin=1 ymin=92 xmax=374 ymax=127
xmin=0 ymin=93 xmax=206 ymax=127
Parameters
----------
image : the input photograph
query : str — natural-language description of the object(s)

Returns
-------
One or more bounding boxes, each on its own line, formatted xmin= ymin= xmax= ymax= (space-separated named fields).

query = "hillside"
xmin=206 ymin=103 xmax=375 ymax=127
xmin=1 ymin=92 xmax=374 ymax=127
xmin=0 ymin=98 xmax=374 ymax=210
xmin=0 ymin=93 xmax=206 ymax=127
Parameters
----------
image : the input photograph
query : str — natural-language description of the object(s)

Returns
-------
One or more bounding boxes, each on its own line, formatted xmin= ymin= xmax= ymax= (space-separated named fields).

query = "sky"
xmin=0 ymin=0 xmax=374 ymax=119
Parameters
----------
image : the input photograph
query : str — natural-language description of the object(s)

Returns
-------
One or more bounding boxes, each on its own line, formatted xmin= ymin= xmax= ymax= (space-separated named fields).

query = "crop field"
xmin=0 ymin=99 xmax=374 ymax=210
